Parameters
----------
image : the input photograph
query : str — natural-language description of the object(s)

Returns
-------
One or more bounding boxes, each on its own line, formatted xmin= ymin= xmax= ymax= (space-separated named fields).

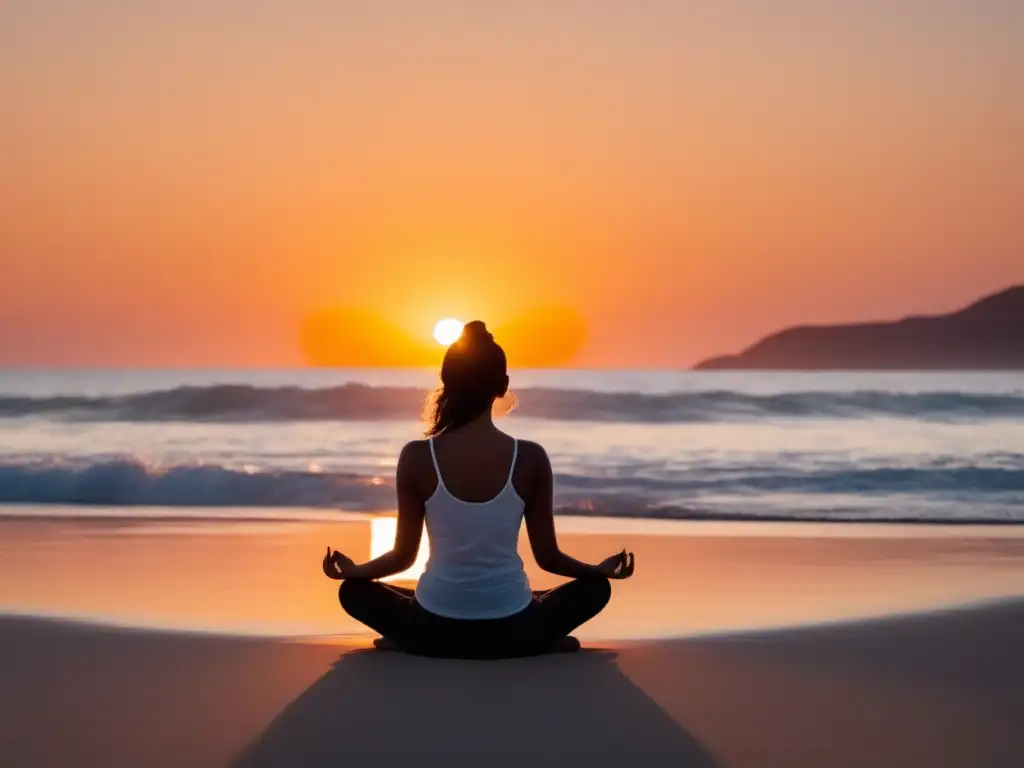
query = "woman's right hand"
xmin=597 ymin=549 xmax=635 ymax=579
xmin=322 ymin=546 xmax=356 ymax=580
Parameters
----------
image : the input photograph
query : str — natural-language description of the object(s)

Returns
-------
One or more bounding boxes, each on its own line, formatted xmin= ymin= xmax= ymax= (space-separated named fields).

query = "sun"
xmin=433 ymin=318 xmax=464 ymax=346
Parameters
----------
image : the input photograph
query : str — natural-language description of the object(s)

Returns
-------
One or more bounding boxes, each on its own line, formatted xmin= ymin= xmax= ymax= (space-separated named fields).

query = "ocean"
xmin=0 ymin=369 xmax=1022 ymax=524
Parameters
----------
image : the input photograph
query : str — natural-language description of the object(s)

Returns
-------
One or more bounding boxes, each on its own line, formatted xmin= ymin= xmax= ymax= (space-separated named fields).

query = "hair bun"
xmin=460 ymin=320 xmax=493 ymax=344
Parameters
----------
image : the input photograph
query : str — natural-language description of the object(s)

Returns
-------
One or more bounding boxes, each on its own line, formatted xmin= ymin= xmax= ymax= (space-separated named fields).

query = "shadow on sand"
xmin=234 ymin=648 xmax=718 ymax=768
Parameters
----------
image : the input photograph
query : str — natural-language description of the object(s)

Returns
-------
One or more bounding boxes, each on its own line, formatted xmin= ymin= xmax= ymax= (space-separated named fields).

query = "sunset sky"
xmin=2 ymin=1 xmax=1021 ymax=367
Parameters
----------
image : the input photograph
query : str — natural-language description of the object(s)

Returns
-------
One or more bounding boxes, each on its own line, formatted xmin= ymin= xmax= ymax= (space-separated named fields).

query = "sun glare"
xmin=370 ymin=517 xmax=429 ymax=582
xmin=433 ymin=318 xmax=464 ymax=346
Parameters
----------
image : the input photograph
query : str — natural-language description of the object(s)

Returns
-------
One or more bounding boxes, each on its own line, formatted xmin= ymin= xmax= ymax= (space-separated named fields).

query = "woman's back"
xmin=413 ymin=430 xmax=534 ymax=619
xmin=326 ymin=319 xmax=632 ymax=658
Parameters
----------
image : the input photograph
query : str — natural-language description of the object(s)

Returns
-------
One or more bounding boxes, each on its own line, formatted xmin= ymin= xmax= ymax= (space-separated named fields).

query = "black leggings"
xmin=338 ymin=577 xmax=612 ymax=659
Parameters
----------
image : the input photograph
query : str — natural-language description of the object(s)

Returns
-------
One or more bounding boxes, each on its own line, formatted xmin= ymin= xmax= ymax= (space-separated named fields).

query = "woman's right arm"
xmin=523 ymin=443 xmax=634 ymax=580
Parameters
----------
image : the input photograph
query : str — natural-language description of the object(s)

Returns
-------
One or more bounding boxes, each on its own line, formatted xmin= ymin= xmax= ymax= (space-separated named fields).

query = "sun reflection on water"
xmin=370 ymin=517 xmax=429 ymax=582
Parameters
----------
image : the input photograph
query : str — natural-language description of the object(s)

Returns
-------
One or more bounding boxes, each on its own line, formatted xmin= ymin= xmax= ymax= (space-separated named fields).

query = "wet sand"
xmin=1 ymin=512 xmax=1022 ymax=638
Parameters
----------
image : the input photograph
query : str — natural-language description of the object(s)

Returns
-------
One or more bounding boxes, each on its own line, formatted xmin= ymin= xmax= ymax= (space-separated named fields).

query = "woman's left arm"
xmin=322 ymin=442 xmax=425 ymax=581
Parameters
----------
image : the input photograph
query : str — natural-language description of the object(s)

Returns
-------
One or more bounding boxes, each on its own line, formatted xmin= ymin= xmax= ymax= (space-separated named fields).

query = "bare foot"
xmin=549 ymin=636 xmax=582 ymax=653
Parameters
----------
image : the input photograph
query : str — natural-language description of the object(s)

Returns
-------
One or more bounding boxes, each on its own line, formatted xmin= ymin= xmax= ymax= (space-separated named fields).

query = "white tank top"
xmin=414 ymin=438 xmax=534 ymax=620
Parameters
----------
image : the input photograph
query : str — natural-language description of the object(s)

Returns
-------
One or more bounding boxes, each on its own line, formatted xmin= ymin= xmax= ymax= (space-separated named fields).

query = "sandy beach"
xmin=1 ymin=514 xmax=1022 ymax=767
xmin=1 ymin=602 xmax=1021 ymax=767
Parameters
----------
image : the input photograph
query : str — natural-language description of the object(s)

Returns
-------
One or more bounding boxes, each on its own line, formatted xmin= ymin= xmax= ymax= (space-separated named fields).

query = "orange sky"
xmin=2 ymin=2 xmax=1021 ymax=367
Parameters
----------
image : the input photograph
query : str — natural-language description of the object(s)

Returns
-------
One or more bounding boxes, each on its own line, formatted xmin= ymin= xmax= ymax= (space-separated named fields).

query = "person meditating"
xmin=322 ymin=320 xmax=635 ymax=658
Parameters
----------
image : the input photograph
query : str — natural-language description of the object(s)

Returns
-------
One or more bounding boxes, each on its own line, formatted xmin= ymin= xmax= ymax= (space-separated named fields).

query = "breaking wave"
xmin=0 ymin=457 xmax=1020 ymax=523
xmin=2 ymin=385 xmax=1023 ymax=423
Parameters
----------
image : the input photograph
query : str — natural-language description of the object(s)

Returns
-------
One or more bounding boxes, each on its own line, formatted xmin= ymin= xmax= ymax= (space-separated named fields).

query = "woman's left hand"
xmin=322 ymin=546 xmax=356 ymax=579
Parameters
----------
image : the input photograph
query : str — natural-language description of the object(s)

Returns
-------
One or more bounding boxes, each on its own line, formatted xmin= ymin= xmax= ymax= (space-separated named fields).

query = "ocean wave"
xmin=0 ymin=458 xmax=1020 ymax=521
xmin=0 ymin=458 xmax=394 ymax=509
xmin=2 ymin=385 xmax=1024 ymax=423
xmin=554 ymin=466 xmax=1024 ymax=495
